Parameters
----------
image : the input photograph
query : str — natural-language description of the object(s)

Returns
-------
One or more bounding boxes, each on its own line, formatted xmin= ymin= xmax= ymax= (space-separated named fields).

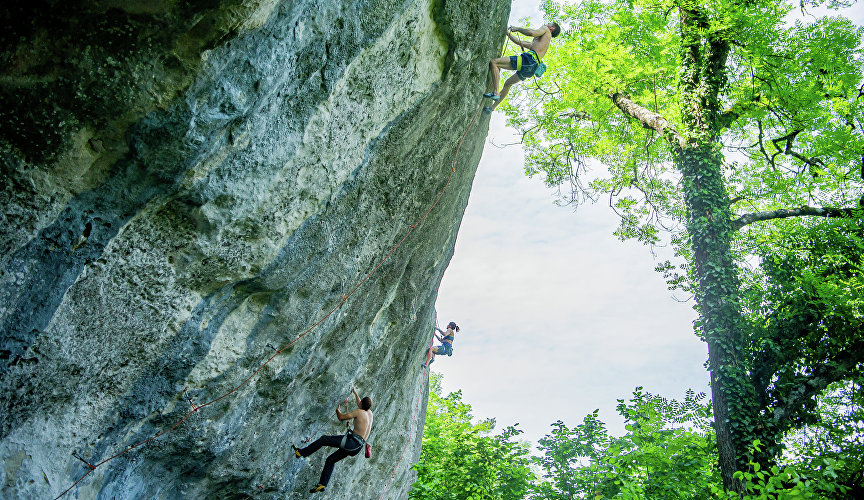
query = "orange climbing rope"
xmin=55 ymin=100 xmax=485 ymax=499
xmin=377 ymin=104 xmax=484 ymax=498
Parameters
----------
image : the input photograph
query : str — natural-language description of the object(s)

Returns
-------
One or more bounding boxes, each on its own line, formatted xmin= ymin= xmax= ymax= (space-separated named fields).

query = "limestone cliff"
xmin=0 ymin=0 xmax=508 ymax=497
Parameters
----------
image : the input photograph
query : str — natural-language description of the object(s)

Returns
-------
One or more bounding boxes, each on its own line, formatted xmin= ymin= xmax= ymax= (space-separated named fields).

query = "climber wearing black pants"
xmin=293 ymin=388 xmax=373 ymax=494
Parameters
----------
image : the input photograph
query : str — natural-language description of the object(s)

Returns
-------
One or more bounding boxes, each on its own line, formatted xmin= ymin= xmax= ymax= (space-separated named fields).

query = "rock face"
xmin=0 ymin=0 xmax=508 ymax=497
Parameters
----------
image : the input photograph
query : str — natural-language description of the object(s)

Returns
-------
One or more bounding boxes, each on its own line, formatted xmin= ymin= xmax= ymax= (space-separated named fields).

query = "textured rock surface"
xmin=0 ymin=0 xmax=508 ymax=497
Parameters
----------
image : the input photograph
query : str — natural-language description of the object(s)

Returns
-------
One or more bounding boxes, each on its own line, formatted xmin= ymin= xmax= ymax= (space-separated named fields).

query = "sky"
xmin=433 ymin=0 xmax=705 ymax=445
xmin=432 ymin=109 xmax=707 ymax=444
xmin=431 ymin=0 xmax=864 ymax=446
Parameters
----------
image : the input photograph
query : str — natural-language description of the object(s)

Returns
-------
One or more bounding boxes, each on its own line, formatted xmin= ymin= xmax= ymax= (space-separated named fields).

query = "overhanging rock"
xmin=0 ymin=0 xmax=509 ymax=497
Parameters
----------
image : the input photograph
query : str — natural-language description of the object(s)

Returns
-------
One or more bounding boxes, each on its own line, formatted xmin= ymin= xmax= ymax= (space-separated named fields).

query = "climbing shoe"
xmin=310 ymin=484 xmax=326 ymax=493
xmin=483 ymin=107 xmax=493 ymax=114
xmin=483 ymin=92 xmax=500 ymax=101
xmin=292 ymin=445 xmax=302 ymax=458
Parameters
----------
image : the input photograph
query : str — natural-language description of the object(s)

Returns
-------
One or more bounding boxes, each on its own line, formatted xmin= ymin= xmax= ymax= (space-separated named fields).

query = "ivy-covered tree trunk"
xmin=676 ymin=145 xmax=755 ymax=490
xmin=675 ymin=8 xmax=759 ymax=490
xmin=611 ymin=60 xmax=763 ymax=492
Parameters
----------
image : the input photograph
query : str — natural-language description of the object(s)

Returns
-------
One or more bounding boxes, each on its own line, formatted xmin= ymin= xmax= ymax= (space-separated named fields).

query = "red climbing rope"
xmin=55 ymin=100 xmax=485 ymax=500
xmin=377 ymin=102 xmax=484 ymax=499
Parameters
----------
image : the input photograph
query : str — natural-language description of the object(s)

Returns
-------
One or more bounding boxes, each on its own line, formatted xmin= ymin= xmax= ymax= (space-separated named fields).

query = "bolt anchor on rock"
xmin=72 ymin=452 xmax=96 ymax=470
xmin=183 ymin=387 xmax=198 ymax=411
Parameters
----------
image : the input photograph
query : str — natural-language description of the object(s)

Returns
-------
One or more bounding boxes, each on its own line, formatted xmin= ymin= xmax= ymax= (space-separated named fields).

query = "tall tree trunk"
xmin=613 ymin=6 xmax=773 ymax=489
xmin=676 ymin=4 xmax=761 ymax=490
xmin=676 ymin=145 xmax=756 ymax=491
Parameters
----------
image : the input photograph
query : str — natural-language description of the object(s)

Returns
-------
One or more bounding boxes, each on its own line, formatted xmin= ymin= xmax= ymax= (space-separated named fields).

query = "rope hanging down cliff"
xmin=55 ymin=101 xmax=485 ymax=499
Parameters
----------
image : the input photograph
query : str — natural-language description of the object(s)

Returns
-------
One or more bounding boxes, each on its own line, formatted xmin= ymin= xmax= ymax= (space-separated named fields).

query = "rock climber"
xmin=292 ymin=387 xmax=373 ymax=494
xmin=484 ymin=22 xmax=561 ymax=112
xmin=422 ymin=321 xmax=460 ymax=368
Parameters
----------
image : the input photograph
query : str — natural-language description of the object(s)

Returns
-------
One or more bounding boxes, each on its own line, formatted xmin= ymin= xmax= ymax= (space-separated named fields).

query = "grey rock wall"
xmin=0 ymin=0 xmax=509 ymax=498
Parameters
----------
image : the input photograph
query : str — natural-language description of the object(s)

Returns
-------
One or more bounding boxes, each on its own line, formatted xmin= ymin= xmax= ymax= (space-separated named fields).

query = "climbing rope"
xmin=55 ymin=99 xmax=486 ymax=499
xmin=374 ymin=90 xmax=482 ymax=496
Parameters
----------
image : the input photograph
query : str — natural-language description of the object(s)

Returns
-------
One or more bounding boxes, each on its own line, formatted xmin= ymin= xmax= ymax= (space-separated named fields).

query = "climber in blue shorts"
xmin=422 ymin=321 xmax=460 ymax=368
xmin=484 ymin=22 xmax=561 ymax=112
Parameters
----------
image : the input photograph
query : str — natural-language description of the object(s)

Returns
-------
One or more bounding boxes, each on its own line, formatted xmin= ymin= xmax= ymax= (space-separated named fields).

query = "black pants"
xmin=299 ymin=434 xmax=362 ymax=487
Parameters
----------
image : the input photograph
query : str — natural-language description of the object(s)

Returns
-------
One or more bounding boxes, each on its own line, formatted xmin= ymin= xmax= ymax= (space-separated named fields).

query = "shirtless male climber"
xmin=484 ymin=22 xmax=561 ymax=112
xmin=292 ymin=388 xmax=373 ymax=494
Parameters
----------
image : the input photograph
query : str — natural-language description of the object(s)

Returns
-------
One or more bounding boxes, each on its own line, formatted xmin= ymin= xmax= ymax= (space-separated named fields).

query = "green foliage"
xmin=501 ymin=0 xmax=864 ymax=488
xmin=713 ymin=439 xmax=852 ymax=499
xmin=737 ymin=216 xmax=864 ymax=462
xmin=409 ymin=374 xmax=535 ymax=499
xmin=506 ymin=0 xmax=864 ymax=273
xmin=782 ymin=381 xmax=864 ymax=497
xmin=414 ymin=379 xmax=861 ymax=498
xmin=532 ymin=387 xmax=720 ymax=499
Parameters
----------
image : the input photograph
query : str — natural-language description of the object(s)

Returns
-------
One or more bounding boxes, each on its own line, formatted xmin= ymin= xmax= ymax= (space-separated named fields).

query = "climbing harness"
xmin=54 ymin=98 xmax=486 ymax=499
xmin=509 ymin=33 xmax=546 ymax=79
xmin=502 ymin=34 xmax=554 ymax=112
xmin=339 ymin=430 xmax=365 ymax=454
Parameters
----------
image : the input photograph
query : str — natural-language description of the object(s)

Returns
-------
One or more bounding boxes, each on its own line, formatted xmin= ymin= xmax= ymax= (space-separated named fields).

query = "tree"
xmin=532 ymin=388 xmax=719 ymax=499
xmin=743 ymin=217 xmax=864 ymax=497
xmin=741 ymin=216 xmax=864 ymax=448
xmin=415 ymin=378 xmax=857 ymax=499
xmin=782 ymin=380 xmax=863 ymax=498
xmin=503 ymin=0 xmax=864 ymax=490
xmin=532 ymin=411 xmax=613 ymax=498
xmin=410 ymin=373 xmax=535 ymax=499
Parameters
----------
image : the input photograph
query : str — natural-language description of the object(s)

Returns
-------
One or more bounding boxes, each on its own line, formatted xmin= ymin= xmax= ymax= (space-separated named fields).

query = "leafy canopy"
xmin=409 ymin=374 xmax=534 ymax=500
xmin=504 ymin=0 xmax=863 ymax=250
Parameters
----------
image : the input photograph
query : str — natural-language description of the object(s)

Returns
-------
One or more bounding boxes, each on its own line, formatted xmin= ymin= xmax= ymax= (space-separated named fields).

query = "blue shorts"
xmin=509 ymin=53 xmax=538 ymax=79
xmin=433 ymin=343 xmax=453 ymax=356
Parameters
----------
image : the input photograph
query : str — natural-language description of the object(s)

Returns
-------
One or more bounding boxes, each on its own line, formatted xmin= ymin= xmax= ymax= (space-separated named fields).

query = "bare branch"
xmin=765 ymin=338 xmax=864 ymax=429
xmin=756 ymin=121 xmax=775 ymax=170
xmin=733 ymin=205 xmax=861 ymax=229
xmin=609 ymin=92 xmax=687 ymax=148
xmin=769 ymin=129 xmax=827 ymax=172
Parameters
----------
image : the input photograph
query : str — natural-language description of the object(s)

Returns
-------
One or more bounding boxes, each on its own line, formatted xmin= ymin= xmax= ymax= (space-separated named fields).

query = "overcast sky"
xmin=432 ymin=1 xmax=705 ymax=446
xmin=430 ymin=0 xmax=864 ymax=446
xmin=432 ymin=110 xmax=706 ymax=444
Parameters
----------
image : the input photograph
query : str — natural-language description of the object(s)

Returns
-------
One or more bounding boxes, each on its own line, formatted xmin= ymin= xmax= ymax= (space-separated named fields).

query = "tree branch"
xmin=733 ymin=205 xmax=861 ymax=229
xmin=756 ymin=121 xmax=775 ymax=169
xmin=609 ymin=92 xmax=687 ymax=148
xmin=768 ymin=129 xmax=826 ymax=171
xmin=769 ymin=338 xmax=864 ymax=428
xmin=703 ymin=32 xmax=731 ymax=134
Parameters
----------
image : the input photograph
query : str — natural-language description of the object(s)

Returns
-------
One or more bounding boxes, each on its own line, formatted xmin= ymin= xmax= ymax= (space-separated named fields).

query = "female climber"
xmin=421 ymin=321 xmax=459 ymax=368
